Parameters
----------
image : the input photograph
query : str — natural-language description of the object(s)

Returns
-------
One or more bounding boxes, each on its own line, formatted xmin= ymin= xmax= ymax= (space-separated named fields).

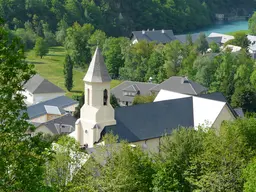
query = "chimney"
xmin=147 ymin=29 xmax=149 ymax=31
xmin=152 ymin=28 xmax=155 ymax=31
xmin=142 ymin=30 xmax=145 ymax=34
xmin=161 ymin=29 xmax=165 ymax=33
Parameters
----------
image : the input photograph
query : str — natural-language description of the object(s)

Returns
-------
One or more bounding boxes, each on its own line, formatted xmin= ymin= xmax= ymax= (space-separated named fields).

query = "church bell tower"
xmin=73 ymin=47 xmax=116 ymax=147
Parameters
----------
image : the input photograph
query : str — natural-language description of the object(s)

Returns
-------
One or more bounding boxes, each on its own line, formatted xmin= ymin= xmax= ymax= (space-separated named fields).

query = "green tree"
xmin=64 ymin=54 xmax=73 ymax=91
xmin=152 ymin=128 xmax=206 ymax=192
xmin=209 ymin=41 xmax=220 ymax=53
xmin=231 ymin=86 xmax=256 ymax=112
xmin=34 ymin=37 xmax=49 ymax=58
xmin=88 ymin=29 xmax=107 ymax=54
xmin=249 ymin=12 xmax=256 ymax=35
xmin=194 ymin=33 xmax=209 ymax=54
xmin=56 ymin=18 xmax=69 ymax=45
xmin=163 ymin=40 xmax=183 ymax=77
xmin=244 ymin=156 xmax=256 ymax=192
xmin=70 ymin=134 xmax=155 ymax=192
xmin=225 ymin=32 xmax=251 ymax=50
xmin=74 ymin=92 xmax=84 ymax=119
xmin=188 ymin=121 xmax=252 ymax=191
xmin=0 ymin=20 xmax=52 ymax=191
xmin=45 ymin=136 xmax=86 ymax=191
xmin=120 ymin=40 xmax=155 ymax=81
xmin=65 ymin=23 xmax=94 ymax=67
xmin=132 ymin=94 xmax=156 ymax=105
xmin=145 ymin=44 xmax=165 ymax=83
xmin=110 ymin=94 xmax=120 ymax=108
xmin=103 ymin=37 xmax=128 ymax=78
xmin=193 ymin=54 xmax=217 ymax=88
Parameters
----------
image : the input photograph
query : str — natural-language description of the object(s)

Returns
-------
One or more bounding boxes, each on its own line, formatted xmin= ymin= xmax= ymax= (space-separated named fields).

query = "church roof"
xmin=83 ymin=47 xmax=111 ymax=83
xmin=103 ymin=91 xmax=237 ymax=143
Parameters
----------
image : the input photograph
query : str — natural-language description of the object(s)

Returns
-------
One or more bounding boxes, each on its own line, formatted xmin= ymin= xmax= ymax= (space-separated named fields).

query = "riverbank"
xmin=187 ymin=20 xmax=248 ymax=36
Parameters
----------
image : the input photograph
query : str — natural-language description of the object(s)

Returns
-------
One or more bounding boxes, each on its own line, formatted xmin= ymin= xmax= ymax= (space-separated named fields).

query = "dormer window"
xmin=103 ymin=89 xmax=108 ymax=105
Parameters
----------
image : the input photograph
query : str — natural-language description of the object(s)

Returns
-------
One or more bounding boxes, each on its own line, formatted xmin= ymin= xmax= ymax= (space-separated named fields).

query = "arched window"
xmin=103 ymin=89 xmax=108 ymax=105
xmin=87 ymin=89 xmax=90 ymax=105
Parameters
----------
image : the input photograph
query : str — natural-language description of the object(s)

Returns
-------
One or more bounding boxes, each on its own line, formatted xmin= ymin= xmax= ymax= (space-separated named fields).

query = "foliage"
xmin=132 ymin=94 xmax=156 ymax=105
xmin=194 ymin=33 xmax=209 ymax=54
xmin=63 ymin=54 xmax=73 ymax=91
xmin=34 ymin=37 xmax=49 ymax=58
xmin=243 ymin=157 xmax=256 ymax=192
xmin=120 ymin=40 xmax=155 ymax=81
xmin=0 ymin=20 xmax=52 ymax=191
xmin=45 ymin=136 xmax=86 ymax=191
xmin=74 ymin=92 xmax=84 ymax=119
xmin=152 ymin=128 xmax=206 ymax=192
xmin=103 ymin=37 xmax=128 ymax=79
xmin=110 ymin=94 xmax=120 ymax=108
xmin=225 ymin=31 xmax=251 ymax=49
xmin=209 ymin=41 xmax=220 ymax=53
xmin=88 ymin=30 xmax=107 ymax=54
xmin=69 ymin=134 xmax=155 ymax=192
xmin=188 ymin=122 xmax=252 ymax=191
xmin=249 ymin=12 xmax=256 ymax=35
xmin=64 ymin=23 xmax=94 ymax=67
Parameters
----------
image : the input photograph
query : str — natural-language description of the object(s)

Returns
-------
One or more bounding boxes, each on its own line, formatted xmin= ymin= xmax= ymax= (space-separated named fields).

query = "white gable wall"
xmin=192 ymin=97 xmax=226 ymax=129
xmin=33 ymin=92 xmax=65 ymax=104
xmin=154 ymin=90 xmax=191 ymax=102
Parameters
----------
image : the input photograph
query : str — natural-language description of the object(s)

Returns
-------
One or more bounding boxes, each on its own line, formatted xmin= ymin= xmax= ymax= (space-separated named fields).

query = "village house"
xmin=70 ymin=47 xmax=238 ymax=152
xmin=26 ymin=96 xmax=78 ymax=123
xmin=30 ymin=114 xmax=77 ymax=136
xmin=130 ymin=29 xmax=222 ymax=45
xmin=111 ymin=76 xmax=208 ymax=106
xmin=23 ymin=74 xmax=65 ymax=105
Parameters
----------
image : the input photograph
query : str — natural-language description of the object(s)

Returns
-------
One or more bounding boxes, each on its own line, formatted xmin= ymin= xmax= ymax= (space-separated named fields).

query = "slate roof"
xmin=103 ymin=97 xmax=194 ymax=142
xmin=26 ymin=96 xmax=78 ymax=119
xmin=111 ymin=81 xmax=158 ymax=103
xmin=33 ymin=114 xmax=77 ymax=134
xmin=83 ymin=47 xmax=111 ymax=83
xmin=131 ymin=30 xmax=176 ymax=44
xmin=24 ymin=74 xmax=65 ymax=94
xmin=150 ymin=76 xmax=208 ymax=95
xmin=174 ymin=33 xmax=222 ymax=45
xmin=103 ymin=92 xmax=237 ymax=142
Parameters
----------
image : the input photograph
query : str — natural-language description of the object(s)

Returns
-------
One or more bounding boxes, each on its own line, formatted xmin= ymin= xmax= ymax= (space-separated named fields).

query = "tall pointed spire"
xmin=83 ymin=47 xmax=111 ymax=83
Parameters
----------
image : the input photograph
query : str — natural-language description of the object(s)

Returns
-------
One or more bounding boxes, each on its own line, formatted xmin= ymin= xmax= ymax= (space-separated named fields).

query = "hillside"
xmin=26 ymin=46 xmax=121 ymax=97
xmin=1 ymin=0 xmax=255 ymax=37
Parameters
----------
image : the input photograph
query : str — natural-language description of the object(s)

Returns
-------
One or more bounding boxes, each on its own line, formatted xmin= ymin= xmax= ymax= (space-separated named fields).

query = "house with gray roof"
xmin=111 ymin=81 xmax=158 ymax=106
xmin=131 ymin=29 xmax=222 ymax=45
xmin=25 ymin=96 xmax=78 ymax=123
xmin=131 ymin=29 xmax=176 ymax=44
xmin=150 ymin=76 xmax=208 ymax=95
xmin=22 ymin=74 xmax=65 ymax=105
xmin=30 ymin=114 xmax=77 ymax=136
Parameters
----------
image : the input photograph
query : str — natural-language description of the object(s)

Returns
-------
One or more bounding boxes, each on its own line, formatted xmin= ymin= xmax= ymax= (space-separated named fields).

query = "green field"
xmin=26 ymin=46 xmax=121 ymax=98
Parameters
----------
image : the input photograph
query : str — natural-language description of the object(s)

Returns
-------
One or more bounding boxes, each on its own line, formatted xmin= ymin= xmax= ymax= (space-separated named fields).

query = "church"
xmin=71 ymin=47 xmax=237 ymax=152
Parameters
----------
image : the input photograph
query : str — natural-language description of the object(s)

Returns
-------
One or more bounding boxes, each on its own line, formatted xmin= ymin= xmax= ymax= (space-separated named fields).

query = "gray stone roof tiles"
xmin=83 ymin=47 xmax=111 ymax=83
xmin=24 ymin=74 xmax=65 ymax=94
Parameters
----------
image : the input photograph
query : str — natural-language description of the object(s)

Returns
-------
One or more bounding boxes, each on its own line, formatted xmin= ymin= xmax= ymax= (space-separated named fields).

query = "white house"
xmin=23 ymin=74 xmax=65 ymax=105
xmin=26 ymin=96 xmax=78 ymax=123
xmin=208 ymin=32 xmax=234 ymax=44
xmin=70 ymin=47 xmax=238 ymax=153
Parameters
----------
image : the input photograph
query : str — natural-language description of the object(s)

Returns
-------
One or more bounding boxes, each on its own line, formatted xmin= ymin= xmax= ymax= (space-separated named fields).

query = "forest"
xmin=1 ymin=0 xmax=255 ymax=37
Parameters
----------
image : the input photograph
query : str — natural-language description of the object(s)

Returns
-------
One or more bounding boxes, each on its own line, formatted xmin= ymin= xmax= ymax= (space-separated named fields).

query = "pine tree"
xmin=64 ymin=54 xmax=73 ymax=91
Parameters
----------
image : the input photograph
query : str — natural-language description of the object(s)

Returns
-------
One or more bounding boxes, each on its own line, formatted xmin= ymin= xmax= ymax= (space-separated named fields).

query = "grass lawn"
xmin=26 ymin=46 xmax=122 ymax=98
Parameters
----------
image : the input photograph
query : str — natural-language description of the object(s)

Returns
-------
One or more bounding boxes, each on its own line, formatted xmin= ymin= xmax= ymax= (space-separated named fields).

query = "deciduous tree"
xmin=34 ymin=37 xmax=49 ymax=58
